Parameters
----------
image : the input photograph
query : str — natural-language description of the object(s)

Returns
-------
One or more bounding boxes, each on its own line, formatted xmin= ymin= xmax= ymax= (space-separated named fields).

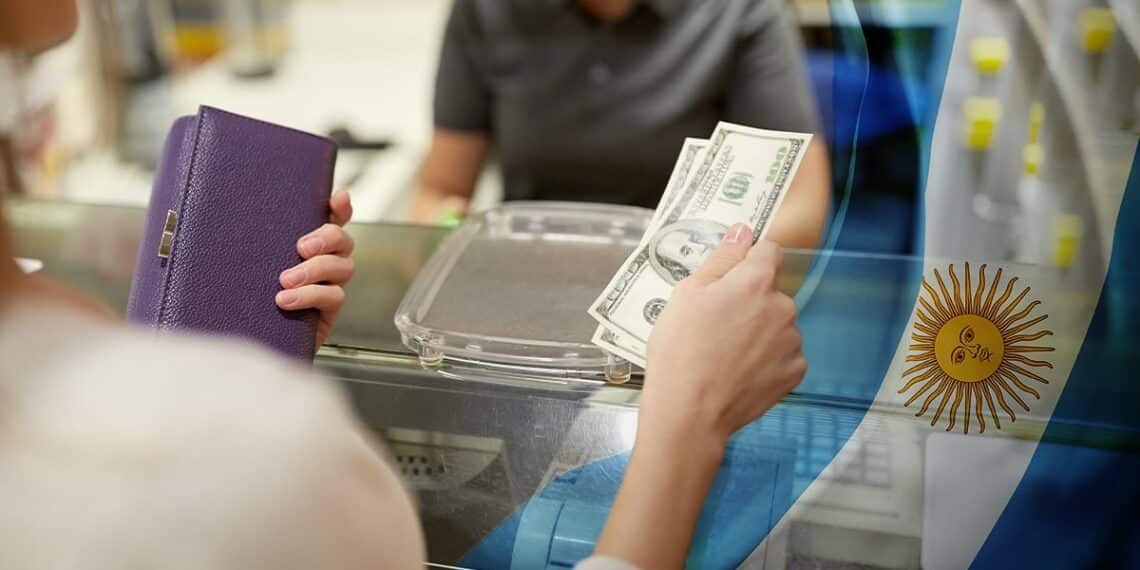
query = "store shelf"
xmin=794 ymin=0 xmax=952 ymax=28
xmin=1016 ymin=0 xmax=1140 ymax=259
xmin=1106 ymin=0 xmax=1140 ymax=60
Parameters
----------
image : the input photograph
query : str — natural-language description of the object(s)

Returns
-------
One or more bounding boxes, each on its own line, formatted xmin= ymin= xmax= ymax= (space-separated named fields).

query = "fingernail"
xmin=299 ymin=236 xmax=324 ymax=257
xmin=277 ymin=290 xmax=299 ymax=307
xmin=725 ymin=224 xmax=750 ymax=244
xmin=281 ymin=268 xmax=305 ymax=288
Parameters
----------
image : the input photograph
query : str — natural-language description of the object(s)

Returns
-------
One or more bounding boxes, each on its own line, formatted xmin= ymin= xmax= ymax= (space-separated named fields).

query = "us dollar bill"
xmin=592 ymin=326 xmax=647 ymax=368
xmin=590 ymin=137 xmax=708 ymax=366
xmin=589 ymin=122 xmax=813 ymax=346
xmin=652 ymin=137 xmax=709 ymax=227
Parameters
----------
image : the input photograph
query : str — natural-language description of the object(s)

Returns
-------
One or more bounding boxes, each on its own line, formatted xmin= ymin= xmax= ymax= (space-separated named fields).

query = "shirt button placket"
xmin=589 ymin=61 xmax=612 ymax=84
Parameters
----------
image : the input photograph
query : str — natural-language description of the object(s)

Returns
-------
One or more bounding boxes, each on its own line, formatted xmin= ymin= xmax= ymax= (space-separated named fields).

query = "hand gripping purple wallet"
xmin=126 ymin=106 xmax=337 ymax=360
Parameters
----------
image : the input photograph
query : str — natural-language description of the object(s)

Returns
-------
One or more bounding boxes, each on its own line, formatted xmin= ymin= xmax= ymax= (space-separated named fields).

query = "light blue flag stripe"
xmin=970 ymin=146 xmax=1140 ymax=568
xmin=459 ymin=0 xmax=966 ymax=566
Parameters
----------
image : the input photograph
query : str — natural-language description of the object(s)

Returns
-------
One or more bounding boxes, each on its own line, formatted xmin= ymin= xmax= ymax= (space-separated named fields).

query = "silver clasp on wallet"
xmin=158 ymin=210 xmax=177 ymax=258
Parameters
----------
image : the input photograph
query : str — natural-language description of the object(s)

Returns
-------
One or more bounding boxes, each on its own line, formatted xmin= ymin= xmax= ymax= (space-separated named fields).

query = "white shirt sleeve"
xmin=205 ymin=373 xmax=427 ymax=570
xmin=0 ymin=305 xmax=426 ymax=570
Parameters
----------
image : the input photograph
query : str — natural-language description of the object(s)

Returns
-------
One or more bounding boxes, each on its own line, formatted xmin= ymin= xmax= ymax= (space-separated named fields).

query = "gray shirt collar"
xmin=640 ymin=0 xmax=685 ymax=18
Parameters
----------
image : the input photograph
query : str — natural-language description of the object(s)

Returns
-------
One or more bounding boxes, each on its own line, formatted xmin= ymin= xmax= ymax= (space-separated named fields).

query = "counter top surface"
xmin=10 ymin=198 xmax=1139 ymax=569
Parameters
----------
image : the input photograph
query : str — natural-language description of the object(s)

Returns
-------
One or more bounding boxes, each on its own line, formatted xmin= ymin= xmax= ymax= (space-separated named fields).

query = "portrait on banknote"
xmin=648 ymin=219 xmax=729 ymax=284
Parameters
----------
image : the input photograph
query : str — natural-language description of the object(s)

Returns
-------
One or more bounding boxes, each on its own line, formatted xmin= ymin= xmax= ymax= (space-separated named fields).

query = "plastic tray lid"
xmin=395 ymin=202 xmax=651 ymax=386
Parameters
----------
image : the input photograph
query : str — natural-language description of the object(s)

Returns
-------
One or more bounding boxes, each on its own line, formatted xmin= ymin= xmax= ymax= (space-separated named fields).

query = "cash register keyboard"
xmin=770 ymin=407 xmax=892 ymax=490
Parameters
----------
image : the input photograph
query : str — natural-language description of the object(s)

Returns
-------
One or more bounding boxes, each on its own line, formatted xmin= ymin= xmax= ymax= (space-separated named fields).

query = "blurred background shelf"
xmin=1016 ymin=0 xmax=1138 ymax=259
xmin=1106 ymin=0 xmax=1140 ymax=59
xmin=794 ymin=0 xmax=952 ymax=28
xmin=8 ymin=0 xmax=1135 ymax=262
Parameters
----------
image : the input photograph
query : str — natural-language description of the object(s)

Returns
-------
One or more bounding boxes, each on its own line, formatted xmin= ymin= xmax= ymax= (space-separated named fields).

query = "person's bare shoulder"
xmin=43 ymin=323 xmax=345 ymax=438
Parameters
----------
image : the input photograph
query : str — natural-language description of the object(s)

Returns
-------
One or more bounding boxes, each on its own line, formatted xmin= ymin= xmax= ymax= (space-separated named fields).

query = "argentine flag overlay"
xmin=462 ymin=0 xmax=1140 ymax=568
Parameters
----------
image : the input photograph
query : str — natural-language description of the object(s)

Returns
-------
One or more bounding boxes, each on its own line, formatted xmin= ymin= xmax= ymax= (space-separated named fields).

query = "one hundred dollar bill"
xmin=652 ymin=137 xmax=709 ymax=226
xmin=592 ymin=326 xmax=647 ymax=368
xmin=590 ymin=137 xmax=708 ymax=365
xmin=589 ymin=122 xmax=813 ymax=347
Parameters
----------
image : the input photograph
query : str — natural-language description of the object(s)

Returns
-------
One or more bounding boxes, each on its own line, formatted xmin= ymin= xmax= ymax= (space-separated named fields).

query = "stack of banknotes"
xmin=587 ymin=122 xmax=813 ymax=367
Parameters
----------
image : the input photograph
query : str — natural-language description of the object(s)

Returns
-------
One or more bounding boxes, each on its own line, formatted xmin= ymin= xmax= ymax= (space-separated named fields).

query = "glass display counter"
xmin=9 ymin=198 xmax=1139 ymax=569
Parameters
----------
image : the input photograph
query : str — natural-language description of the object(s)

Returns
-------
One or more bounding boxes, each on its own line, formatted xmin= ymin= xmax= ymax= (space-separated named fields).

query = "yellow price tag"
xmin=969 ymin=37 xmax=1011 ymax=75
xmin=1079 ymin=8 xmax=1115 ymax=54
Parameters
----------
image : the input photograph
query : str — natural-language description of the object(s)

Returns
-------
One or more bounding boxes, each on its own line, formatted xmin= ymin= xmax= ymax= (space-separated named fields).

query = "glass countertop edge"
xmin=316 ymin=345 xmax=1140 ymax=452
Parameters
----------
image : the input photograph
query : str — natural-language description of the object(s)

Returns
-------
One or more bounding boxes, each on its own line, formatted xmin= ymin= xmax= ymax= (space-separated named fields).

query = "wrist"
xmin=634 ymin=409 xmax=727 ymax=469
xmin=595 ymin=401 xmax=729 ymax=568
xmin=638 ymin=387 xmax=734 ymax=446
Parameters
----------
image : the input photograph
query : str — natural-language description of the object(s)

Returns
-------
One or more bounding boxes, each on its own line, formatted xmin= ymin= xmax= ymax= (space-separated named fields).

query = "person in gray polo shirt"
xmin=412 ymin=0 xmax=831 ymax=249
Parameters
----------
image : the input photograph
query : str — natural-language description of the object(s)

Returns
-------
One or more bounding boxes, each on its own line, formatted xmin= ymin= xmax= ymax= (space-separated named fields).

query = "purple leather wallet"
xmin=126 ymin=106 xmax=337 ymax=360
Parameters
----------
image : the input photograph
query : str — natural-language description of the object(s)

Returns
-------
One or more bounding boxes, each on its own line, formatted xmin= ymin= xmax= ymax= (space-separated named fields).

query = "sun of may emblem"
xmin=899 ymin=262 xmax=1055 ymax=434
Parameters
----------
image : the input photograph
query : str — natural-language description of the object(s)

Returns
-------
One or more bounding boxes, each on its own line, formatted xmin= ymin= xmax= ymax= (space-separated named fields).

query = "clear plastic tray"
xmin=395 ymin=202 xmax=651 ymax=386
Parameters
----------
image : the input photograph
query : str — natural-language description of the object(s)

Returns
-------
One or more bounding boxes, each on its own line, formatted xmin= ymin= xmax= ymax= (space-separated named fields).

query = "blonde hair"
xmin=0 ymin=154 xmax=15 ymax=292
xmin=0 ymin=150 xmax=9 ymax=253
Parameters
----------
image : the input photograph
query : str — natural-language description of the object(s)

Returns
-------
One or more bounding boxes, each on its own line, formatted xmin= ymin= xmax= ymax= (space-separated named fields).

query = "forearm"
xmin=415 ymin=172 xmax=476 ymax=202
xmin=592 ymin=221 xmax=807 ymax=568
xmin=411 ymin=128 xmax=489 ymax=223
xmin=411 ymin=179 xmax=473 ymax=222
xmin=767 ymin=138 xmax=830 ymax=250
xmin=18 ymin=273 xmax=118 ymax=321
xmin=594 ymin=422 xmax=726 ymax=568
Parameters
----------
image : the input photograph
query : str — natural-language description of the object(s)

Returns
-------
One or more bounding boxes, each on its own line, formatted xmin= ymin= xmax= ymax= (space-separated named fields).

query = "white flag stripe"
xmin=743 ymin=0 xmax=1137 ymax=565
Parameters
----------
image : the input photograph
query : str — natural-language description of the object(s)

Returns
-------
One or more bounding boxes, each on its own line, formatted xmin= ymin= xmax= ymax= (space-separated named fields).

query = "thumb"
xmin=690 ymin=223 xmax=753 ymax=283
xmin=329 ymin=189 xmax=353 ymax=226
